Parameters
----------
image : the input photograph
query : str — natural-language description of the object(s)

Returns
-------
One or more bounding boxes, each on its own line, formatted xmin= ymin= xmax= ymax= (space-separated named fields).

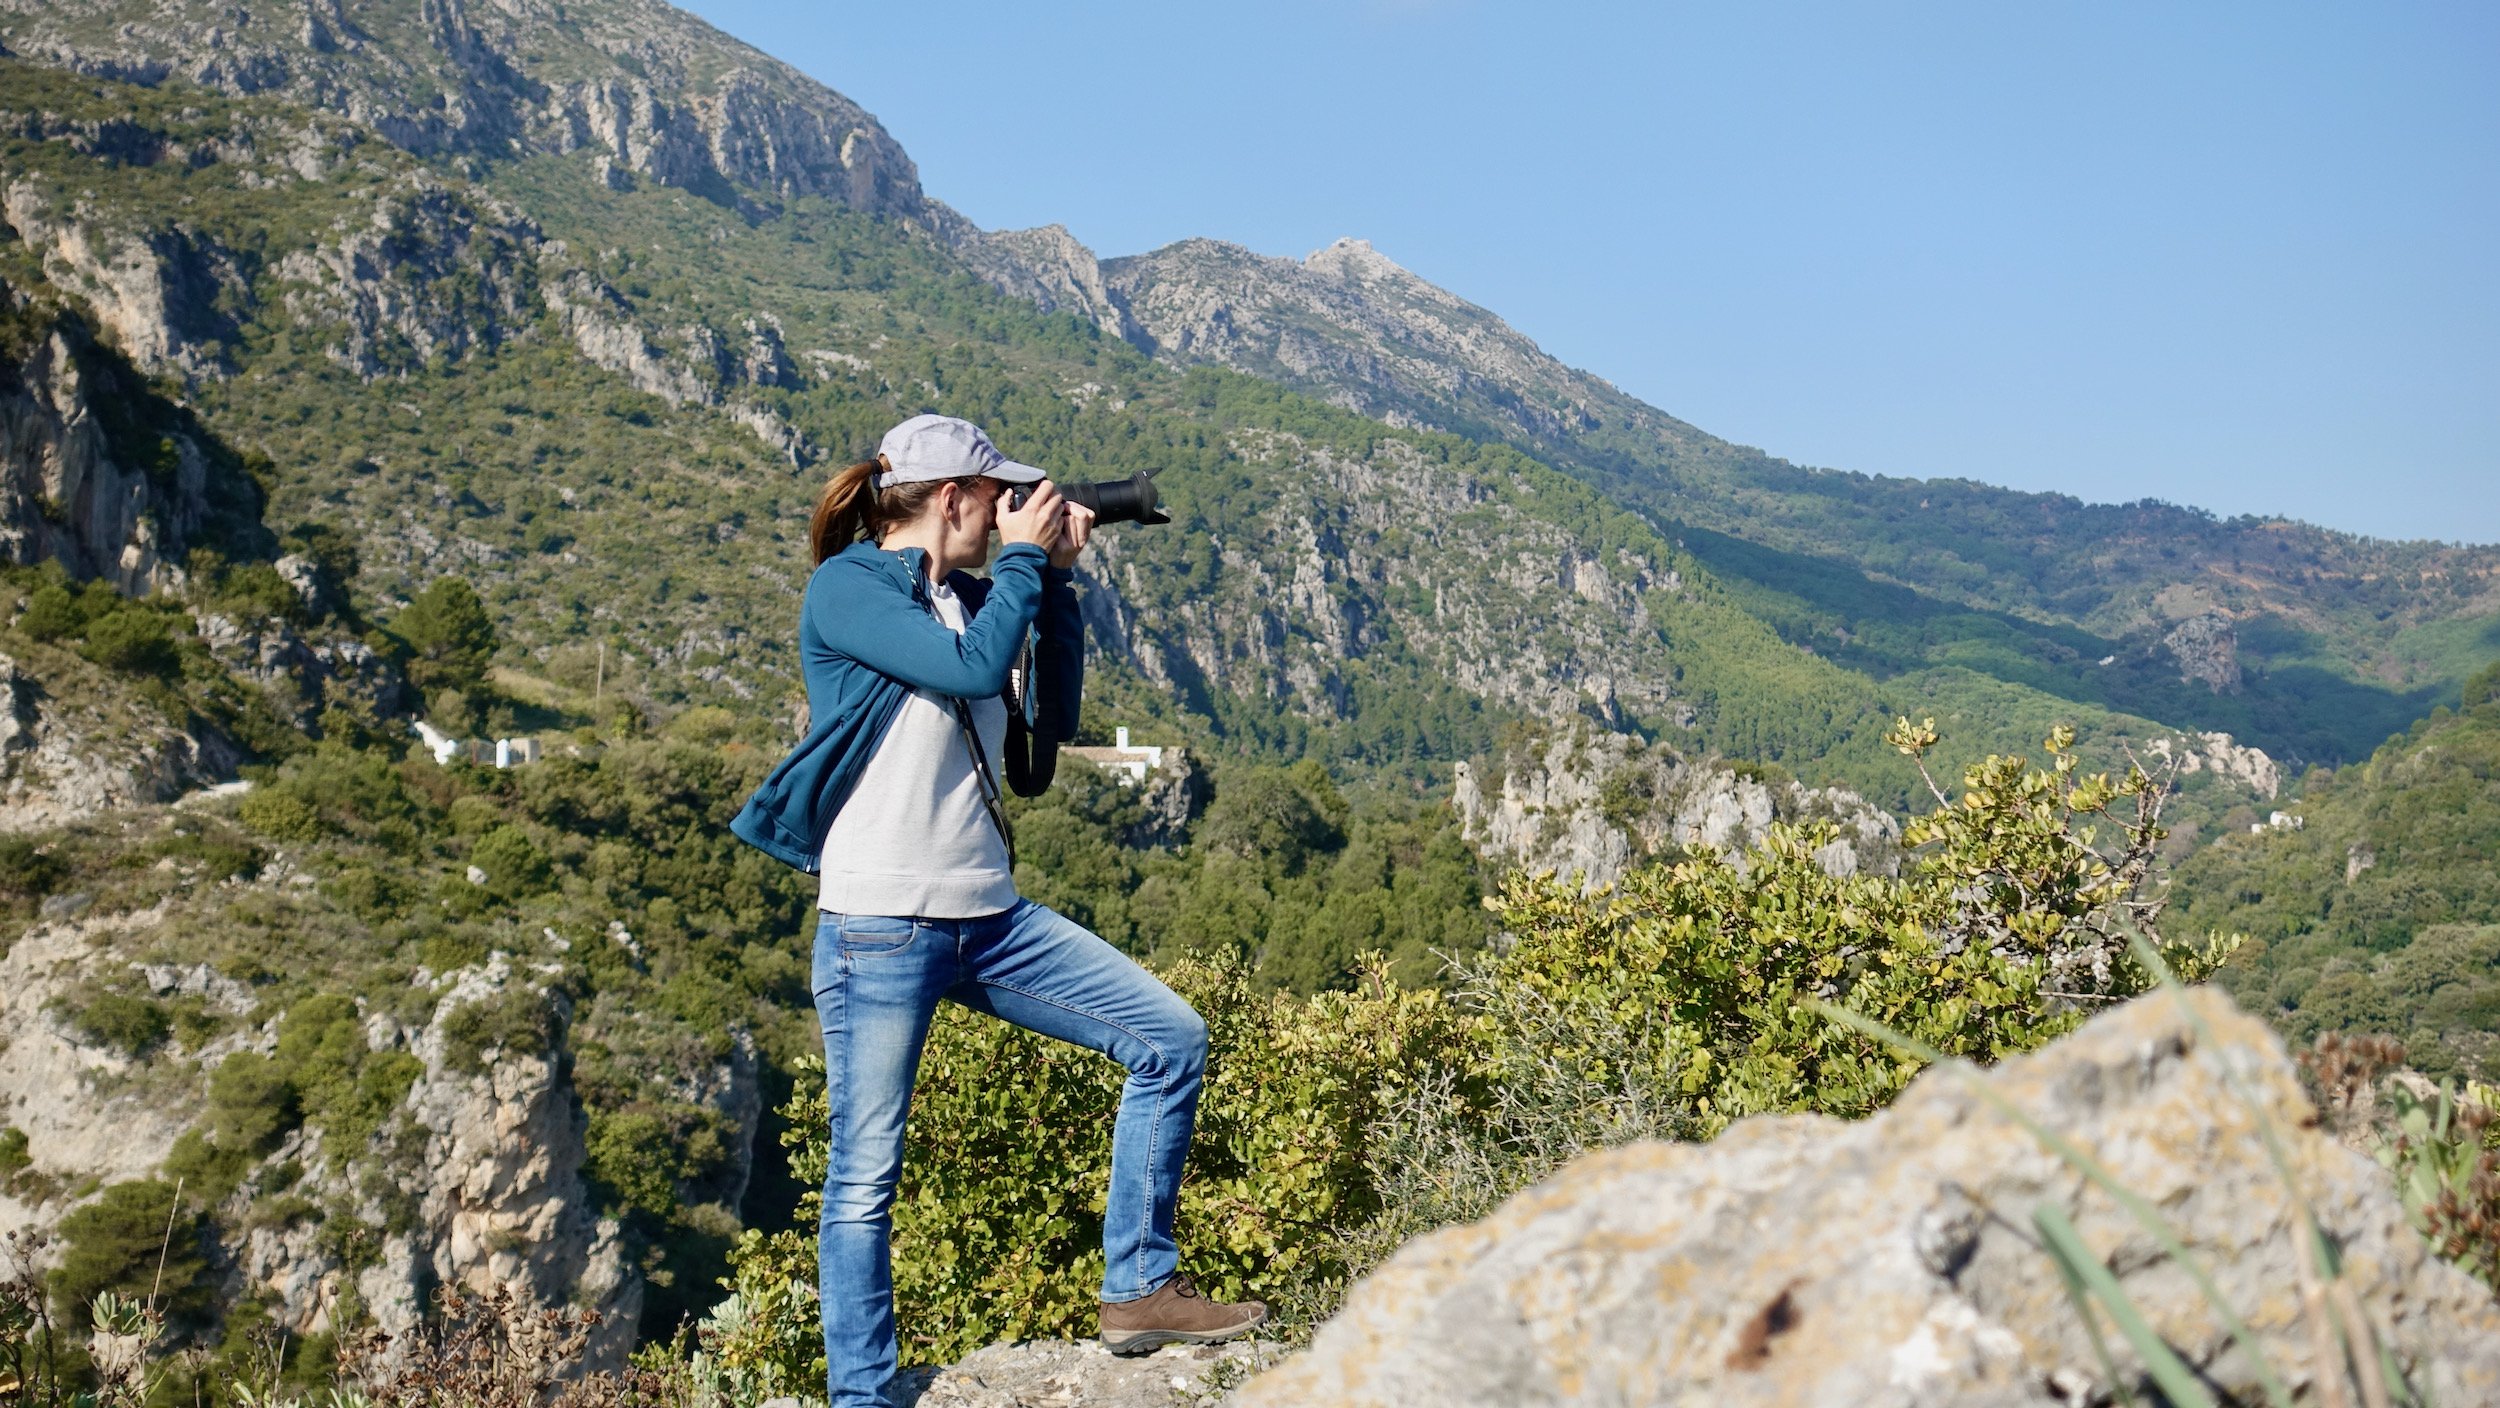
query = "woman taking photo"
xmin=733 ymin=414 xmax=1265 ymax=1407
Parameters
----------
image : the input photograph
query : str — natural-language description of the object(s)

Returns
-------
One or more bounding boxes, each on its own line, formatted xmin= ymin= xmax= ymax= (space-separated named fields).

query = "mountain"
xmin=2173 ymin=661 xmax=2500 ymax=1080
xmin=968 ymin=229 xmax=2500 ymax=769
xmin=10 ymin=0 xmax=2492 ymax=771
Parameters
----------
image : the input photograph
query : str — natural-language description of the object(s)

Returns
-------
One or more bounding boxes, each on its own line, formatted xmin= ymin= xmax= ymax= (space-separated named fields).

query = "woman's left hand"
xmin=1049 ymin=502 xmax=1096 ymax=569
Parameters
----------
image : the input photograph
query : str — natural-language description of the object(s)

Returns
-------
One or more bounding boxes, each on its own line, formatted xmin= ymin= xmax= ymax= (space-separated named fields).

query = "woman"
xmin=732 ymin=414 xmax=1265 ymax=1408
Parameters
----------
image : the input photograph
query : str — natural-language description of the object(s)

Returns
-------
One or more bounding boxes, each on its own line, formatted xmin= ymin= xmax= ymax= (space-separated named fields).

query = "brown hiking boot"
xmin=1099 ymin=1274 xmax=1268 ymax=1355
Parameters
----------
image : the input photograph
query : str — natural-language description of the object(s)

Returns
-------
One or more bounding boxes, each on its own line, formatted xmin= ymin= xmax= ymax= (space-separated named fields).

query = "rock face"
xmin=0 ymin=306 xmax=223 ymax=593
xmin=2144 ymin=729 xmax=2282 ymax=802
xmin=1 ymin=181 xmax=245 ymax=383
xmin=1234 ymin=988 xmax=2500 ymax=1408
xmin=2163 ymin=612 xmax=2243 ymax=693
xmin=0 ymin=0 xmax=921 ymax=220
xmin=0 ymin=646 xmax=241 ymax=832
xmin=1076 ymin=431 xmax=1695 ymax=733
xmin=1453 ymin=719 xmax=1902 ymax=887
xmin=0 ymin=902 xmax=201 ymax=1234
xmin=342 ymin=958 xmax=641 ymax=1369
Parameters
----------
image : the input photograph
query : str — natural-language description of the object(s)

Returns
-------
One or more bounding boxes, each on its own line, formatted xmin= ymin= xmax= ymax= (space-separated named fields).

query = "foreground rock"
xmin=888 ymin=1338 xmax=1276 ymax=1408
xmin=1235 ymin=989 xmax=2500 ymax=1407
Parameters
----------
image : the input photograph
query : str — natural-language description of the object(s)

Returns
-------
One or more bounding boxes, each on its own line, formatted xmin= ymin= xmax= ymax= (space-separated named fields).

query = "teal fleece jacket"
xmin=731 ymin=540 xmax=1082 ymax=873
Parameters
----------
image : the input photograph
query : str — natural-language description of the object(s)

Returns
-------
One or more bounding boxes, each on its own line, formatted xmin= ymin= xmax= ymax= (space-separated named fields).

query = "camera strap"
xmin=951 ymin=696 xmax=1016 ymax=872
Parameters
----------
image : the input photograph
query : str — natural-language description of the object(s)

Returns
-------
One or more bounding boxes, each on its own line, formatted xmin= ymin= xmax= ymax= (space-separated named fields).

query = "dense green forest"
xmin=2177 ymin=660 xmax=2500 ymax=1078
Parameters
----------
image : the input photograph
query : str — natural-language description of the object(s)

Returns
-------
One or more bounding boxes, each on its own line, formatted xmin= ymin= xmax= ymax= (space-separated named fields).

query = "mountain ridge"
xmin=2 ymin=0 xmax=2490 ymax=774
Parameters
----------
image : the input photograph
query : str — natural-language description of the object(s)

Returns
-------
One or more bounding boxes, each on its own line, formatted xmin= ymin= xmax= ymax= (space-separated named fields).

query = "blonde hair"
xmin=809 ymin=455 xmax=992 ymax=565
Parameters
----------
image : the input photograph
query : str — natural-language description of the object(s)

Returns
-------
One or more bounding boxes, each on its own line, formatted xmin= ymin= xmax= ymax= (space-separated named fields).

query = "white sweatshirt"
xmin=815 ymin=580 xmax=1015 ymax=918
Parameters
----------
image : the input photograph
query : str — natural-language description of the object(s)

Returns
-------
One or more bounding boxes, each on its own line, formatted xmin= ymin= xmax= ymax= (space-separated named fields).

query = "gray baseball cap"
xmin=872 ymin=414 xmax=1046 ymax=489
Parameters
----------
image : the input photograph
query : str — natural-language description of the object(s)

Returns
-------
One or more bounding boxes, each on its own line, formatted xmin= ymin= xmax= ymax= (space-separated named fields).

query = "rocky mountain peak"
xmin=0 ymin=0 xmax=925 ymax=219
xmin=1302 ymin=235 xmax=1412 ymax=286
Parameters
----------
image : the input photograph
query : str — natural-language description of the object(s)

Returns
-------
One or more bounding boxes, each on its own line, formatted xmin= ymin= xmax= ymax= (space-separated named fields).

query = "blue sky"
xmin=681 ymin=1 xmax=2498 ymax=544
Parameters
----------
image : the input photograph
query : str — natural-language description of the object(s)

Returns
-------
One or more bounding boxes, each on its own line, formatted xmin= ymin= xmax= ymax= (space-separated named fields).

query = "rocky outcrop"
xmin=0 ymin=181 xmax=245 ymax=383
xmin=2144 ymin=728 xmax=2282 ymax=801
xmin=0 ymin=645 xmax=241 ymax=832
xmin=1454 ymin=719 xmax=1902 ymax=886
xmin=346 ymin=958 xmax=641 ymax=1369
xmin=0 ymin=0 xmax=922 ymax=220
xmin=1078 ymin=431 xmax=1693 ymax=731
xmin=275 ymin=175 xmax=539 ymax=376
xmin=1 ymin=903 xmax=644 ymax=1371
xmin=1235 ymin=988 xmax=2500 ymax=1407
xmin=194 ymin=611 xmax=408 ymax=731
xmin=0 ymin=901 xmax=201 ymax=1232
xmin=0 ymin=307 xmax=220 ymax=593
xmin=2163 ymin=611 xmax=2242 ymax=693
xmin=892 ymin=1338 xmax=1271 ymax=1408
xmin=538 ymin=265 xmax=813 ymax=464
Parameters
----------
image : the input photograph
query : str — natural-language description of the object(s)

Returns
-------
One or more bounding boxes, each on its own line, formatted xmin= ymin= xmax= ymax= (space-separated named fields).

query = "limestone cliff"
xmin=0 ymin=0 xmax=920 ymax=220
xmin=0 ymin=303 xmax=226 ymax=593
xmin=1453 ymin=718 xmax=1903 ymax=888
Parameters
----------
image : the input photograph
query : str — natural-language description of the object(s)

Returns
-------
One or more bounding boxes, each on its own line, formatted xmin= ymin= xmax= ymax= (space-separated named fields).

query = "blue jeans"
xmin=811 ymin=899 xmax=1209 ymax=1407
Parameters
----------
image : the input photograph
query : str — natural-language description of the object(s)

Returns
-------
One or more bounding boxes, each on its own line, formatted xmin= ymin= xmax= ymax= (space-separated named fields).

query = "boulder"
xmin=1233 ymin=989 xmax=2500 ymax=1407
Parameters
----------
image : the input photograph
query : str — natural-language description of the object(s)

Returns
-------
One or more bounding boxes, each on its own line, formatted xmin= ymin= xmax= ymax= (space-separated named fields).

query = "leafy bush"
xmin=50 ymin=1180 xmax=212 ymax=1333
xmin=238 ymin=787 xmax=323 ymax=843
xmin=439 ymin=987 xmax=557 ymax=1074
xmin=76 ymin=606 xmax=178 ymax=677
xmin=390 ymin=576 xmax=497 ymax=697
xmin=710 ymin=724 xmax=2235 ymax=1374
xmin=2461 ymin=659 xmax=2500 ymax=712
xmin=17 ymin=581 xmax=83 ymax=641
xmin=60 ymin=991 xmax=171 ymax=1058
xmin=469 ymin=824 xmax=551 ymax=898
xmin=0 ymin=834 xmax=65 ymax=899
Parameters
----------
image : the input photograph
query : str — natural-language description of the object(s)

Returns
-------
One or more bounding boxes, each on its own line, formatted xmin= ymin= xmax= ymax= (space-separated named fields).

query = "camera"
xmin=1009 ymin=469 xmax=1170 ymax=525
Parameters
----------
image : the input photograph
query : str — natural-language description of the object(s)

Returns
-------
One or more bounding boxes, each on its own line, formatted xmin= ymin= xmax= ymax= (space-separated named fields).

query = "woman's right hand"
xmin=997 ymin=480 xmax=1065 ymax=552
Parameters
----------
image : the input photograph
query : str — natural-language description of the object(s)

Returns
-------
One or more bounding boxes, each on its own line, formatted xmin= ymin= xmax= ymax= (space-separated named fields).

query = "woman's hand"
xmin=996 ymin=481 xmax=1064 ymax=553
xmin=1050 ymin=502 xmax=1096 ymax=569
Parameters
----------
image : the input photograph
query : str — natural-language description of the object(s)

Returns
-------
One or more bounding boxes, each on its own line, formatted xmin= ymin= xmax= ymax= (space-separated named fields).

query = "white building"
xmin=1062 ymin=726 xmax=1166 ymax=788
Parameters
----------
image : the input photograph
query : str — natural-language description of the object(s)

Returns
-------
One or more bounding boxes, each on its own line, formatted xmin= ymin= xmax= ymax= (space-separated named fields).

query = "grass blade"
xmin=2044 ymin=1221 xmax=2143 ymax=1408
xmin=2033 ymin=1203 xmax=2218 ymax=1408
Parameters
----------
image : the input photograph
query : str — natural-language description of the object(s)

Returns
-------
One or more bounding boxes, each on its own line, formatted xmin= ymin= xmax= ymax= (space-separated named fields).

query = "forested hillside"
xmin=2176 ymin=660 xmax=2500 ymax=1079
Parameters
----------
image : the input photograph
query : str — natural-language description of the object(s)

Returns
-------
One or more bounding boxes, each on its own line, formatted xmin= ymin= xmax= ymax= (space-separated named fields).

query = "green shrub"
xmin=62 ymin=992 xmax=171 ymax=1058
xmin=238 ymin=787 xmax=323 ymax=843
xmin=439 ymin=987 xmax=556 ymax=1074
xmin=275 ymin=996 xmax=424 ymax=1153
xmin=390 ymin=577 xmax=497 ymax=696
xmin=2462 ymin=659 xmax=2500 ymax=712
xmin=585 ymin=1105 xmax=739 ymax=1219
xmin=0 ymin=834 xmax=65 ymax=898
xmin=51 ymin=1179 xmax=212 ymax=1331
xmin=18 ymin=581 xmax=83 ymax=641
xmin=446 ymin=794 xmax=503 ymax=836
xmin=468 ymin=825 xmax=551 ymax=898
xmin=77 ymin=606 xmax=177 ymax=676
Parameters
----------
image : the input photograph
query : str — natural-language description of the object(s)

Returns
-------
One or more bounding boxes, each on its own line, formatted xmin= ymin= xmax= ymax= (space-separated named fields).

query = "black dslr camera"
xmin=1008 ymin=469 xmax=1170 ymax=525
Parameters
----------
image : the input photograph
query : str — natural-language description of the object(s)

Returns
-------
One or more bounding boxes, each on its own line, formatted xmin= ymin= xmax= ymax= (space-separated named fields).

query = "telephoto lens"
xmin=1010 ymin=469 xmax=1169 ymax=526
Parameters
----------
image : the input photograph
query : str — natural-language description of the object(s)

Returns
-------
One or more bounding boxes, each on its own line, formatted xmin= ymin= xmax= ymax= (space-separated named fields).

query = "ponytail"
xmin=811 ymin=458 xmax=882 ymax=564
xmin=810 ymin=455 xmax=995 ymax=565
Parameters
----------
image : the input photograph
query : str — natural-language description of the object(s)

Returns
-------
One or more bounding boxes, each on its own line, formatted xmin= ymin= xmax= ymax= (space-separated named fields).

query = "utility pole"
xmin=595 ymin=642 xmax=605 ymax=700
